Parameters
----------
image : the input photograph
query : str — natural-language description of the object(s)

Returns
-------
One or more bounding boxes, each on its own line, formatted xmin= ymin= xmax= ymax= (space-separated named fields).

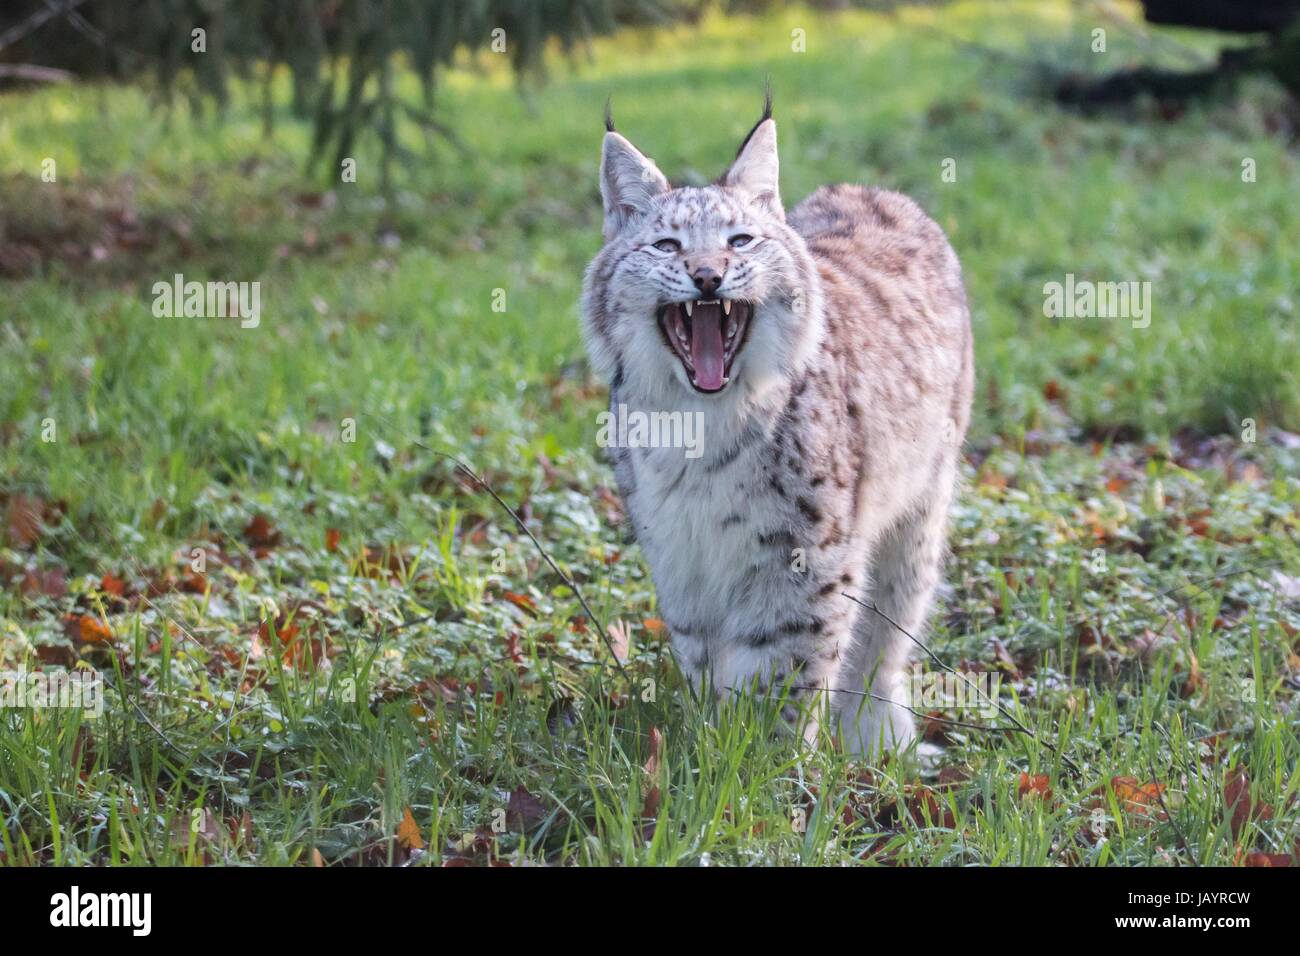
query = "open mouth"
xmin=656 ymin=299 xmax=753 ymax=393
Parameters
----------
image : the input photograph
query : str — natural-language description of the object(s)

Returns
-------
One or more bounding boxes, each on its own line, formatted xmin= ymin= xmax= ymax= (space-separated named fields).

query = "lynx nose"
xmin=692 ymin=266 xmax=723 ymax=298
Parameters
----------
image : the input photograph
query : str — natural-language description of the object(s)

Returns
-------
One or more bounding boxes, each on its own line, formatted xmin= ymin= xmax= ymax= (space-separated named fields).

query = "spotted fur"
xmin=581 ymin=106 xmax=973 ymax=757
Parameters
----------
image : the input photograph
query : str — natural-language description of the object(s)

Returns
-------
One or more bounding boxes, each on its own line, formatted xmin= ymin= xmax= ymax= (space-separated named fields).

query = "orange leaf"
xmin=1243 ymin=852 xmax=1290 ymax=867
xmin=1103 ymin=776 xmax=1167 ymax=821
xmin=978 ymin=469 xmax=1009 ymax=491
xmin=100 ymin=573 xmax=127 ymax=596
xmin=70 ymin=614 xmax=113 ymax=644
xmin=396 ymin=806 xmax=424 ymax=850
xmin=1018 ymin=773 xmax=1053 ymax=801
xmin=503 ymin=591 xmax=537 ymax=614
xmin=324 ymin=528 xmax=341 ymax=552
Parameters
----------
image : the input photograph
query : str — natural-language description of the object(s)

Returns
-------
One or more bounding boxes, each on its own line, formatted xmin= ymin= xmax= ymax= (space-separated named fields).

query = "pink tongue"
xmin=690 ymin=303 xmax=725 ymax=390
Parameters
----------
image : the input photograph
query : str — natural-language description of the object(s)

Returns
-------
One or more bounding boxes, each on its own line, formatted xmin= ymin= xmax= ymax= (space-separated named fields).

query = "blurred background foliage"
xmin=4 ymin=0 xmax=1298 ymax=188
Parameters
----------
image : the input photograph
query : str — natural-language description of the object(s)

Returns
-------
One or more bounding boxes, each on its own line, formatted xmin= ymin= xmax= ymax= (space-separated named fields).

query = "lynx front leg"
xmin=834 ymin=487 xmax=953 ymax=759
xmin=705 ymin=627 xmax=847 ymax=747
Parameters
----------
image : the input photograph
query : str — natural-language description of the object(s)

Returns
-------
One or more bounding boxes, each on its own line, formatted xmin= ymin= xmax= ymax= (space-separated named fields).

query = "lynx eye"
xmin=728 ymin=233 xmax=755 ymax=249
xmin=652 ymin=238 xmax=681 ymax=254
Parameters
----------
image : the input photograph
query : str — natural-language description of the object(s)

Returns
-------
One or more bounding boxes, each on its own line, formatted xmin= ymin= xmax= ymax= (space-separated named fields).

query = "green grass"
xmin=1 ymin=0 xmax=1298 ymax=865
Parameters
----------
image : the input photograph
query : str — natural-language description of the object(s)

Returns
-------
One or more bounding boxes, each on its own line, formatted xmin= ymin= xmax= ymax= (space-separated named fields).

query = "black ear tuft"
xmin=604 ymin=95 xmax=616 ymax=133
xmin=734 ymin=81 xmax=774 ymax=160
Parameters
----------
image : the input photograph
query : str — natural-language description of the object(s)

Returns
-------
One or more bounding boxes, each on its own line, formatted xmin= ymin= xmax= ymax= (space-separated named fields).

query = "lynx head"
xmin=581 ymin=97 xmax=822 ymax=403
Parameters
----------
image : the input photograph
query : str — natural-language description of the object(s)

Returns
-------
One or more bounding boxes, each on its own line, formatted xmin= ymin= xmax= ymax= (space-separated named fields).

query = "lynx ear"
xmin=723 ymin=117 xmax=781 ymax=215
xmin=600 ymin=132 xmax=669 ymax=240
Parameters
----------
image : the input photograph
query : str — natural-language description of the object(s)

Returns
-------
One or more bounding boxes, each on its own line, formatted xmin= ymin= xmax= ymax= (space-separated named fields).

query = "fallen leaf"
xmin=68 ymin=614 xmax=113 ymax=644
xmin=243 ymin=513 xmax=280 ymax=549
xmin=607 ymin=619 xmax=631 ymax=662
xmin=922 ymin=711 xmax=952 ymax=744
xmin=937 ymin=765 xmax=972 ymax=788
xmin=1018 ymin=773 xmax=1053 ymax=801
xmin=100 ymin=573 xmax=127 ymax=596
xmin=1243 ymin=851 xmax=1290 ymax=867
xmin=35 ymin=643 xmax=76 ymax=667
xmin=502 ymin=591 xmax=537 ymax=614
xmin=1224 ymin=768 xmax=1273 ymax=839
xmin=324 ymin=528 xmax=341 ymax=552
xmin=1076 ymin=620 xmax=1110 ymax=649
xmin=978 ymin=469 xmax=1009 ymax=491
xmin=905 ymin=786 xmax=956 ymax=829
xmin=643 ymin=726 xmax=663 ymax=778
xmin=396 ymin=806 xmax=425 ymax=850
xmin=5 ymin=494 xmax=45 ymax=547
xmin=1099 ymin=776 xmax=1167 ymax=823
xmin=1180 ymin=646 xmax=1206 ymax=698
xmin=505 ymin=631 xmax=524 ymax=665
xmin=21 ymin=567 xmax=67 ymax=598
xmin=506 ymin=786 xmax=548 ymax=832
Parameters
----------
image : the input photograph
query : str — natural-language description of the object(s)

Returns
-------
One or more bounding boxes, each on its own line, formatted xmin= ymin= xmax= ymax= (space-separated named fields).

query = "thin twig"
xmin=364 ymin=412 xmax=628 ymax=679
xmin=1146 ymin=741 xmax=1198 ymax=867
xmin=843 ymin=592 xmax=1083 ymax=776
xmin=0 ymin=0 xmax=90 ymax=53
xmin=0 ymin=64 xmax=73 ymax=82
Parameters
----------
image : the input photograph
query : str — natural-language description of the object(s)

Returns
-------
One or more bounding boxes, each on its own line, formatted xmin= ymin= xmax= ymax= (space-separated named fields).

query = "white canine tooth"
xmin=684 ymin=300 xmax=693 ymax=317
xmin=723 ymin=300 xmax=731 ymax=316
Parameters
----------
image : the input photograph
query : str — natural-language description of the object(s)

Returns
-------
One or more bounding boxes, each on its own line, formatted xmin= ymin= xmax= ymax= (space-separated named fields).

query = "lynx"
xmin=581 ymin=97 xmax=974 ymax=757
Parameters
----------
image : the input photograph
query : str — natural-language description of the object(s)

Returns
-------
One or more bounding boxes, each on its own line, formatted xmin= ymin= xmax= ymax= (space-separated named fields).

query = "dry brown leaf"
xmin=1225 ymin=768 xmax=1273 ymax=839
xmin=6 ymin=494 xmax=45 ymax=548
xmin=243 ymin=513 xmax=280 ymax=549
xmin=506 ymin=787 xmax=548 ymax=832
xmin=643 ymin=726 xmax=663 ymax=778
